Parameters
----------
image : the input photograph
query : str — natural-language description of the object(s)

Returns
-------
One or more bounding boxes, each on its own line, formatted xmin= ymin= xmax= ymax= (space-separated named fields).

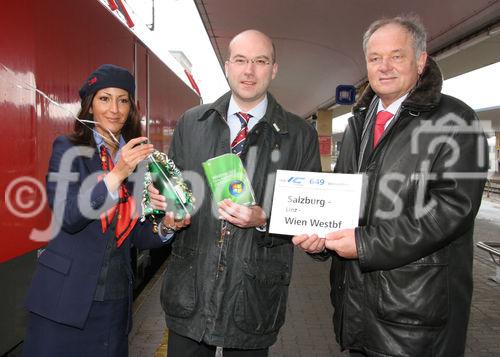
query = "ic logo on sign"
xmin=288 ymin=177 xmax=305 ymax=184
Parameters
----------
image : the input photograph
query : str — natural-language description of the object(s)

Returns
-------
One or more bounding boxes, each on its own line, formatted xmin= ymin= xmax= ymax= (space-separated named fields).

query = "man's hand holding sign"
xmin=269 ymin=170 xmax=362 ymax=257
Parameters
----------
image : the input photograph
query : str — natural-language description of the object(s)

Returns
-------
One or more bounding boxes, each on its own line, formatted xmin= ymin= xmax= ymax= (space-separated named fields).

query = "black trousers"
xmin=167 ymin=330 xmax=269 ymax=357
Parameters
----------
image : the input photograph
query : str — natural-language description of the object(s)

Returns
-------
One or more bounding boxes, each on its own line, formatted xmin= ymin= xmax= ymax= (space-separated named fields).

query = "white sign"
xmin=269 ymin=170 xmax=363 ymax=238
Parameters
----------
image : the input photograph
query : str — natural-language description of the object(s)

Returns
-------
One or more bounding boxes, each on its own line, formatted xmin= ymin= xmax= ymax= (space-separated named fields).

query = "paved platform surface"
xmin=130 ymin=195 xmax=500 ymax=357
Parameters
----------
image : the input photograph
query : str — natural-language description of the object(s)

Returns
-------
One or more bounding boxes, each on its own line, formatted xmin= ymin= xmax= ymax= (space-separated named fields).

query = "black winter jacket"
xmin=160 ymin=92 xmax=321 ymax=349
xmin=330 ymin=58 xmax=487 ymax=356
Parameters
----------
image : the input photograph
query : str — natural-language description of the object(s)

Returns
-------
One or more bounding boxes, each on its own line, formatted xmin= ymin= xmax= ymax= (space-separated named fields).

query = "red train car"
xmin=0 ymin=1 xmax=199 ymax=354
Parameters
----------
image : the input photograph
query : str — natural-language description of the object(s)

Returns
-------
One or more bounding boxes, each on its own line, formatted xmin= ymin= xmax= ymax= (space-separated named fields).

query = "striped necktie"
xmin=231 ymin=112 xmax=252 ymax=156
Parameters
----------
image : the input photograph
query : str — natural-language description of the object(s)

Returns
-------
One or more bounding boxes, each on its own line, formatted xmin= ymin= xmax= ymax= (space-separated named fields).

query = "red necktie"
xmin=231 ymin=112 xmax=252 ymax=156
xmin=373 ymin=111 xmax=394 ymax=148
xmin=99 ymin=145 xmax=138 ymax=247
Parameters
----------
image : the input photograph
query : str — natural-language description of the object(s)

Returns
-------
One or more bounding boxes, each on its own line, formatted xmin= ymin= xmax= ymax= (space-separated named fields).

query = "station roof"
xmin=194 ymin=0 xmax=500 ymax=119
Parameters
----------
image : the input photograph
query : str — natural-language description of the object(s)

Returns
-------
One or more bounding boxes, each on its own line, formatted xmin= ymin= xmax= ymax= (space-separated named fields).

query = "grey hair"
xmin=362 ymin=15 xmax=427 ymax=58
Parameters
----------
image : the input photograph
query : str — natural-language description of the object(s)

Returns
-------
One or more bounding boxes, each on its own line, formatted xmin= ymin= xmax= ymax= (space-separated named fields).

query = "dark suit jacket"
xmin=25 ymin=135 xmax=165 ymax=329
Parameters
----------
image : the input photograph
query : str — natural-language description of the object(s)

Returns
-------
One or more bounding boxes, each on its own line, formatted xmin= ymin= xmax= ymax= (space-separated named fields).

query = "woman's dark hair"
xmin=68 ymin=92 xmax=142 ymax=146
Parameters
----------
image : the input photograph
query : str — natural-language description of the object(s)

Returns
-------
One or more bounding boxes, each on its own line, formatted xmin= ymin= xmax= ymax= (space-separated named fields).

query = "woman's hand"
xmin=148 ymin=185 xmax=191 ymax=231
xmin=105 ymin=137 xmax=154 ymax=192
xmin=148 ymin=184 xmax=167 ymax=211
xmin=160 ymin=211 xmax=191 ymax=231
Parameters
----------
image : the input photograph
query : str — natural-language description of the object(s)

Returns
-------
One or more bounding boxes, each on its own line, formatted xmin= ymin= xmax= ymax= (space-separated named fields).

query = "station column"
xmin=497 ymin=132 xmax=500 ymax=172
xmin=316 ymin=109 xmax=333 ymax=172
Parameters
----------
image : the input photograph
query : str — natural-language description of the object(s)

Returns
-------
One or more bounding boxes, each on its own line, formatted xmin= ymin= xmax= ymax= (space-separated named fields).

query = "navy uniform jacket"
xmin=25 ymin=135 xmax=165 ymax=330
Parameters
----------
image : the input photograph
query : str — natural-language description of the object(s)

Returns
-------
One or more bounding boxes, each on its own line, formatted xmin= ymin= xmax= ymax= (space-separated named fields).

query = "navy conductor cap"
xmin=79 ymin=64 xmax=135 ymax=100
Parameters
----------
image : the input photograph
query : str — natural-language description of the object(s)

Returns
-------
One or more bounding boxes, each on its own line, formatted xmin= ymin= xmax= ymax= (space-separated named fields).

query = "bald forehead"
xmin=230 ymin=30 xmax=273 ymax=47
xmin=228 ymin=30 xmax=275 ymax=60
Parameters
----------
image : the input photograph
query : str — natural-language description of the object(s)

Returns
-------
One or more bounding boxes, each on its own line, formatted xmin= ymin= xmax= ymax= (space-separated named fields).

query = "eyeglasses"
xmin=227 ymin=57 xmax=272 ymax=67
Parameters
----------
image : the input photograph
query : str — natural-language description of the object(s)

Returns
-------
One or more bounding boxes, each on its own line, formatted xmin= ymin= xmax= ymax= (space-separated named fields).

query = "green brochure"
xmin=202 ymin=153 xmax=256 ymax=205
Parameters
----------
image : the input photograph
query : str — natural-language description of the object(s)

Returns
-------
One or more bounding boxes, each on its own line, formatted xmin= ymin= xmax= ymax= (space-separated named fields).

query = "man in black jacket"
xmin=293 ymin=15 xmax=487 ymax=356
xmin=157 ymin=29 xmax=321 ymax=356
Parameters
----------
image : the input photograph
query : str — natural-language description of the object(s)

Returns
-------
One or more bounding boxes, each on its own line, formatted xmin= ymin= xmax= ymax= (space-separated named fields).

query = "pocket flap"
xmin=243 ymin=260 xmax=291 ymax=286
xmin=38 ymin=249 xmax=72 ymax=275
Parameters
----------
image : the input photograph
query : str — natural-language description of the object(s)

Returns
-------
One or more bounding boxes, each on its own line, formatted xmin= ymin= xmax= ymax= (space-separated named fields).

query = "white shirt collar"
xmin=93 ymin=131 xmax=125 ymax=161
xmin=377 ymin=93 xmax=408 ymax=115
xmin=227 ymin=95 xmax=268 ymax=120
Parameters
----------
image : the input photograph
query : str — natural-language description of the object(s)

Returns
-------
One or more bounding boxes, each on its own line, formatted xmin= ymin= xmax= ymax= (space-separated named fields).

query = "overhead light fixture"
xmin=433 ymin=21 xmax=500 ymax=61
